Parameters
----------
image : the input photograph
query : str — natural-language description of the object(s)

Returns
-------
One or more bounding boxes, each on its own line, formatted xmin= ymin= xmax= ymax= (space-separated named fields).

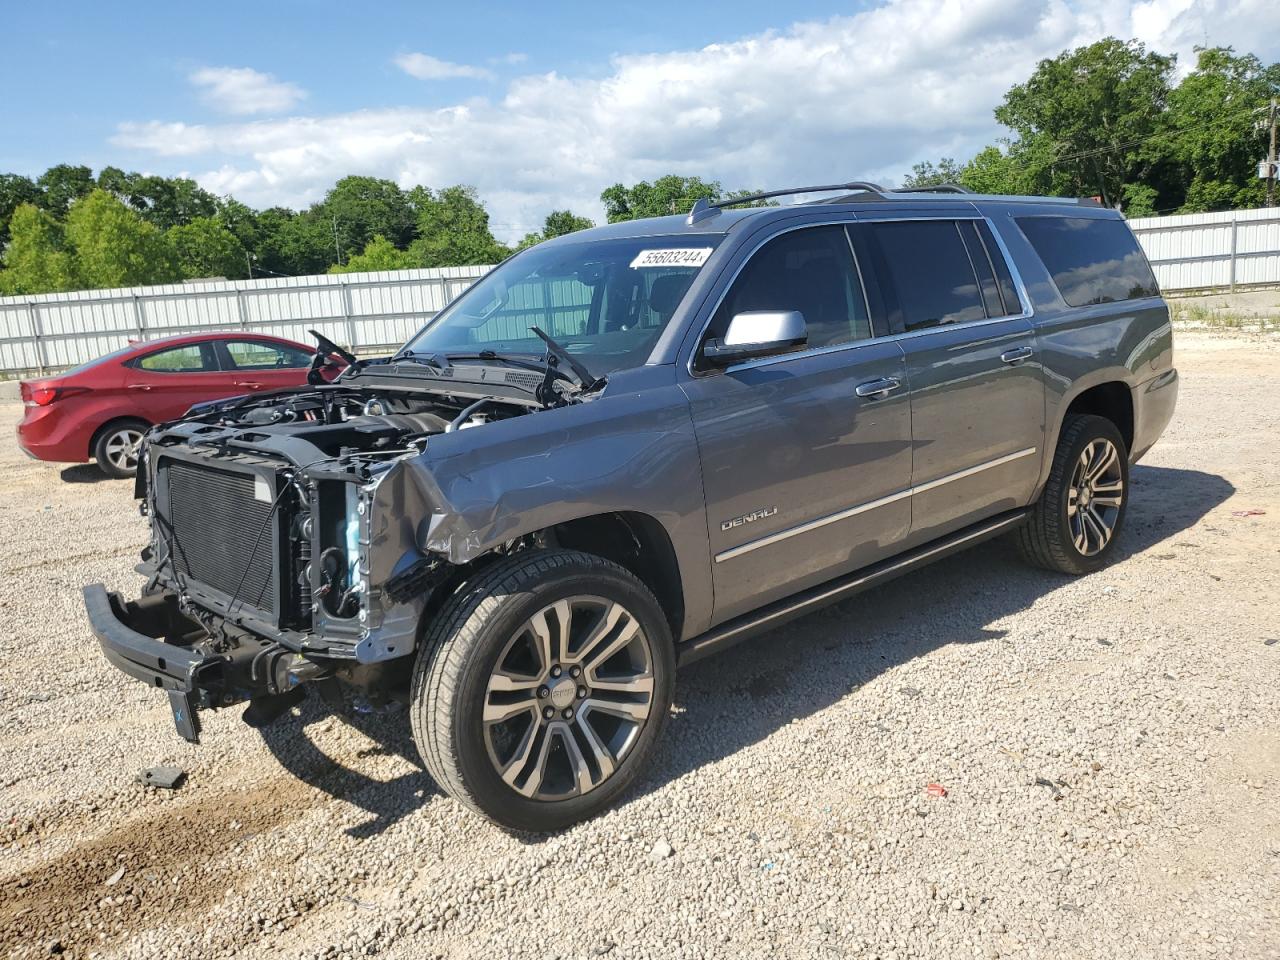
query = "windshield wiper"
xmin=390 ymin=348 xmax=449 ymax=369
xmin=529 ymin=327 xmax=603 ymax=391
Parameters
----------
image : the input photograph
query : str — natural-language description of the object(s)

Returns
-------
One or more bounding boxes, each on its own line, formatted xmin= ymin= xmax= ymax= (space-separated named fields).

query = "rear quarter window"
xmin=1016 ymin=216 xmax=1159 ymax=307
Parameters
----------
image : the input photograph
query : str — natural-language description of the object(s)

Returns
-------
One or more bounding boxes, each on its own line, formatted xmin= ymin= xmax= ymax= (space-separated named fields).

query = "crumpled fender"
xmin=364 ymin=366 xmax=715 ymax=640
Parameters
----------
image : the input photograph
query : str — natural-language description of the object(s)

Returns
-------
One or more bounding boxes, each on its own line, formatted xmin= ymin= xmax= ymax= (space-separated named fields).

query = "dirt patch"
xmin=0 ymin=776 xmax=319 ymax=958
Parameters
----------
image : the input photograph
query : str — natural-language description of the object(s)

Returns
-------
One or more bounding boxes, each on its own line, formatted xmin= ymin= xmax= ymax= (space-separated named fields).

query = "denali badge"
xmin=721 ymin=507 xmax=778 ymax=531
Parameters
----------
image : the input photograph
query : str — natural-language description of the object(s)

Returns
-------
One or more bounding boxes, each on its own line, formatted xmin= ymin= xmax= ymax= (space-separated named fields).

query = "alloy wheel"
xmin=1067 ymin=438 xmax=1124 ymax=556
xmin=483 ymin=596 xmax=655 ymax=801
xmin=104 ymin=428 xmax=143 ymax=473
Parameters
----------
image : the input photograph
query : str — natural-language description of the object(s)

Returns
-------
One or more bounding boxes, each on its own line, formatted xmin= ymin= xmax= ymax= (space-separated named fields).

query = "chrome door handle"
xmin=855 ymin=376 xmax=902 ymax=399
xmin=235 ymin=381 xmax=263 ymax=390
xmin=127 ymin=383 xmax=152 ymax=391
xmin=1001 ymin=346 xmax=1034 ymax=364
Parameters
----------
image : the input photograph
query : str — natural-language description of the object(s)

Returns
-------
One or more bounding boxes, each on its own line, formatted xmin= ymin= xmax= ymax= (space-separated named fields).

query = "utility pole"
xmin=332 ymin=214 xmax=343 ymax=266
xmin=1268 ymin=98 xmax=1278 ymax=208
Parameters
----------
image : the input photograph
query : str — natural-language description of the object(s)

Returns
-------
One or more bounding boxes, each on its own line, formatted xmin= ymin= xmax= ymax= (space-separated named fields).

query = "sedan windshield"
xmin=401 ymin=235 xmax=723 ymax=375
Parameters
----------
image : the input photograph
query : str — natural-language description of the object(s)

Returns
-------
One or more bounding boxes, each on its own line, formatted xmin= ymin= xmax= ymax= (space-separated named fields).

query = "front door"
xmin=680 ymin=224 xmax=913 ymax=624
xmin=860 ymin=217 xmax=1044 ymax=542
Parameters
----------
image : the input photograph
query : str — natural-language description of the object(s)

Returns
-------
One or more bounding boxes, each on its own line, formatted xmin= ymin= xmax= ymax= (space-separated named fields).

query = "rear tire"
xmin=410 ymin=549 xmax=675 ymax=832
xmin=1017 ymin=414 xmax=1129 ymax=575
xmin=92 ymin=419 xmax=148 ymax=479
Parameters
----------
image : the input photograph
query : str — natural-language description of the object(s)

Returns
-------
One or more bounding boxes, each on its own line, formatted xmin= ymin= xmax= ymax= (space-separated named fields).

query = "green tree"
xmin=407 ymin=185 xmax=509 ymax=266
xmin=37 ymin=164 xmax=96 ymax=218
xmin=0 ymin=204 xmax=77 ymax=295
xmin=514 ymin=209 xmax=595 ymax=251
xmin=901 ymin=158 xmax=965 ymax=189
xmin=996 ymin=38 xmax=1176 ymax=205
xmin=66 ymin=189 xmax=179 ymax=288
xmin=317 ymin=176 xmax=415 ymax=256
xmin=167 ymin=216 xmax=248 ymax=279
xmin=129 ymin=175 xmax=220 ymax=230
xmin=1159 ymin=47 xmax=1280 ymax=211
xmin=0 ymin=173 xmax=41 ymax=248
xmin=600 ymin=175 xmax=722 ymax=222
xmin=329 ymin=234 xmax=416 ymax=273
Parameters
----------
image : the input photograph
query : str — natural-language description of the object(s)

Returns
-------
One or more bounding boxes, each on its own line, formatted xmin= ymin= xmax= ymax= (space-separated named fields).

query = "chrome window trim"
xmin=714 ymin=446 xmax=1038 ymax=563
xmin=685 ymin=213 xmax=1036 ymax=378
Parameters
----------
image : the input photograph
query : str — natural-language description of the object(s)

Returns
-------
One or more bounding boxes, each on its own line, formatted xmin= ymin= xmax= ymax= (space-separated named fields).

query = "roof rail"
xmin=895 ymin=183 xmax=973 ymax=195
xmin=687 ymin=181 xmax=888 ymax=224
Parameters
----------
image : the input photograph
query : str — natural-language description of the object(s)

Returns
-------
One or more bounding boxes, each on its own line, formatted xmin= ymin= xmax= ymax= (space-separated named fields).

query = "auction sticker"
xmin=629 ymin=247 xmax=713 ymax=269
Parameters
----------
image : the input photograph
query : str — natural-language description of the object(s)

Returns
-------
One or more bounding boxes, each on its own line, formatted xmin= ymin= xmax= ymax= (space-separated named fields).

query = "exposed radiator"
xmin=160 ymin=458 xmax=279 ymax=618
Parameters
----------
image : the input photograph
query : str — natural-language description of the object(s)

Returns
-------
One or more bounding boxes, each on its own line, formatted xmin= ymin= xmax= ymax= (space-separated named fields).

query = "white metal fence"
xmin=1129 ymin=206 xmax=1280 ymax=293
xmin=0 ymin=265 xmax=491 ymax=377
xmin=3 ymin=206 xmax=1280 ymax=377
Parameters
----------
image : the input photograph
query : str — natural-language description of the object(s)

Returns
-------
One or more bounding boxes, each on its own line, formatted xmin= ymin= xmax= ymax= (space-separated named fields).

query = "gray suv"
xmin=85 ymin=182 xmax=1178 ymax=831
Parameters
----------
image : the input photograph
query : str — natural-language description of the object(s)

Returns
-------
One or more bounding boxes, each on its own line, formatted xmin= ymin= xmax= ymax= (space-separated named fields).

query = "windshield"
xmin=402 ymin=235 xmax=723 ymax=375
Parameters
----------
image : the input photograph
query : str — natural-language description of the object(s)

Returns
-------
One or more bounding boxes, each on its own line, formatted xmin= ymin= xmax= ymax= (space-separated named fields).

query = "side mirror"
xmin=702 ymin=311 xmax=807 ymax=366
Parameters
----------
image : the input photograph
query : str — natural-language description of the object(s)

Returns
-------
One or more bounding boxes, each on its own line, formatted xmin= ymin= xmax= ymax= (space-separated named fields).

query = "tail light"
xmin=20 ymin=384 xmax=88 ymax=407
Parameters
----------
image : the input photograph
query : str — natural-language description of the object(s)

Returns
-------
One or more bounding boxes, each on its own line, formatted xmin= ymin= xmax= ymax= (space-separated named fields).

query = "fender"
xmin=365 ymin=364 xmax=715 ymax=641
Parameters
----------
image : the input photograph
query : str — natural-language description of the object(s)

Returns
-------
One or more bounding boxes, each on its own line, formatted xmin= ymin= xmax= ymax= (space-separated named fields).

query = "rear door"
xmin=859 ymin=216 xmax=1044 ymax=543
xmin=214 ymin=339 xmax=315 ymax=392
xmin=123 ymin=341 xmax=231 ymax=420
xmin=680 ymin=223 xmax=912 ymax=624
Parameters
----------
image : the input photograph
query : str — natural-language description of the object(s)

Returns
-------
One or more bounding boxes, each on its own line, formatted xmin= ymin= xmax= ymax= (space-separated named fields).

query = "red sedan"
xmin=17 ymin=332 xmax=342 ymax=477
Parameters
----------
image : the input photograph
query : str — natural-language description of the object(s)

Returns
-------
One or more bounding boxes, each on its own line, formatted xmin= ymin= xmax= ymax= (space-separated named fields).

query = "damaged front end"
xmin=84 ymin=377 xmax=539 ymax=741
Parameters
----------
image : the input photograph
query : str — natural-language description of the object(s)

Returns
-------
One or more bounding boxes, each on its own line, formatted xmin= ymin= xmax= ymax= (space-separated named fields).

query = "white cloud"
xmin=394 ymin=52 xmax=493 ymax=81
xmin=189 ymin=66 xmax=306 ymax=116
xmin=118 ymin=0 xmax=1280 ymax=241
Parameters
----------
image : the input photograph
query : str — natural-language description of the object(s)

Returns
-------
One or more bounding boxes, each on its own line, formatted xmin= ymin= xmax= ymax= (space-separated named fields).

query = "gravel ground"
xmin=1 ymin=328 xmax=1278 ymax=960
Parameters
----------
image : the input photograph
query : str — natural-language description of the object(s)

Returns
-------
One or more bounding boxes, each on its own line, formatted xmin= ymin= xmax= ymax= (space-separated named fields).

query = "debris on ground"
xmin=925 ymin=783 xmax=948 ymax=798
xmin=1231 ymin=509 xmax=1265 ymax=518
xmin=137 ymin=766 xmax=186 ymax=790
xmin=650 ymin=839 xmax=674 ymax=860
xmin=104 ymin=867 xmax=125 ymax=886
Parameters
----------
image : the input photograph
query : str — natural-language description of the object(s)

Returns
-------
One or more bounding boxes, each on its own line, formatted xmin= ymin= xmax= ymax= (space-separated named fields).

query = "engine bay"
xmin=183 ymin=386 xmax=534 ymax=459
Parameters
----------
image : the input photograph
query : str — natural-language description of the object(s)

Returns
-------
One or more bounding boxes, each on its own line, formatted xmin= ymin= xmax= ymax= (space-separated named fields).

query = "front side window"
xmin=868 ymin=221 xmax=987 ymax=332
xmin=134 ymin=343 xmax=213 ymax=372
xmin=222 ymin=340 xmax=311 ymax=370
xmin=708 ymin=226 xmax=871 ymax=350
xmin=1016 ymin=216 xmax=1159 ymax=307
xmin=402 ymin=235 xmax=724 ymax=375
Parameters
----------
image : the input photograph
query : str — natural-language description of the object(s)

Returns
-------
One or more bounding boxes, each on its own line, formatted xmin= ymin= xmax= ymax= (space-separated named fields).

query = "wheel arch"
xmin=547 ymin=511 xmax=685 ymax=643
xmin=88 ymin=414 xmax=152 ymax=460
xmin=1063 ymin=381 xmax=1134 ymax=454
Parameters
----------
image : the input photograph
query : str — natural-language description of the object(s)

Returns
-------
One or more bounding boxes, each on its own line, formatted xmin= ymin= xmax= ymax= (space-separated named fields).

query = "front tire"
xmin=410 ymin=549 xmax=675 ymax=832
xmin=1017 ymin=413 xmax=1129 ymax=575
xmin=92 ymin=419 xmax=148 ymax=478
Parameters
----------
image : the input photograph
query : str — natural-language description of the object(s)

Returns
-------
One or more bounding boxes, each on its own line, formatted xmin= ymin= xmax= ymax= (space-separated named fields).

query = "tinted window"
xmin=1016 ymin=216 xmax=1159 ymax=307
xmin=976 ymin=221 xmax=1021 ymax=314
xmin=958 ymin=221 xmax=1004 ymax=317
xmin=710 ymin=226 xmax=871 ymax=350
xmin=223 ymin=340 xmax=312 ymax=370
xmin=136 ymin=344 xmax=213 ymax=372
xmin=869 ymin=221 xmax=987 ymax=331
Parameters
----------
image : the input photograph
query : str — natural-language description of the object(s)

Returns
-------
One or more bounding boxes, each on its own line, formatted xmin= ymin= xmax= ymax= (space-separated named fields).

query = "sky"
xmin=3 ymin=0 xmax=1279 ymax=242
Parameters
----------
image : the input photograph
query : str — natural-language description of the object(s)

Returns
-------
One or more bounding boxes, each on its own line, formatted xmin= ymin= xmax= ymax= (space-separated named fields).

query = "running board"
xmin=676 ymin=509 xmax=1029 ymax=667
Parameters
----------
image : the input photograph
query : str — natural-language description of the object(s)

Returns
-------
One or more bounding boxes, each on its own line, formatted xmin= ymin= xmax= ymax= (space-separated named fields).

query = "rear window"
xmin=1016 ymin=216 xmax=1159 ymax=307
xmin=868 ymin=220 xmax=987 ymax=332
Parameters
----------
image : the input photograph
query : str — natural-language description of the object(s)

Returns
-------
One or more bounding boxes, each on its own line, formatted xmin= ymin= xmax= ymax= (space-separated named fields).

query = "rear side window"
xmin=710 ymin=226 xmax=871 ymax=350
xmin=1016 ymin=216 xmax=1159 ymax=307
xmin=868 ymin=221 xmax=987 ymax=332
xmin=134 ymin=343 xmax=215 ymax=372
